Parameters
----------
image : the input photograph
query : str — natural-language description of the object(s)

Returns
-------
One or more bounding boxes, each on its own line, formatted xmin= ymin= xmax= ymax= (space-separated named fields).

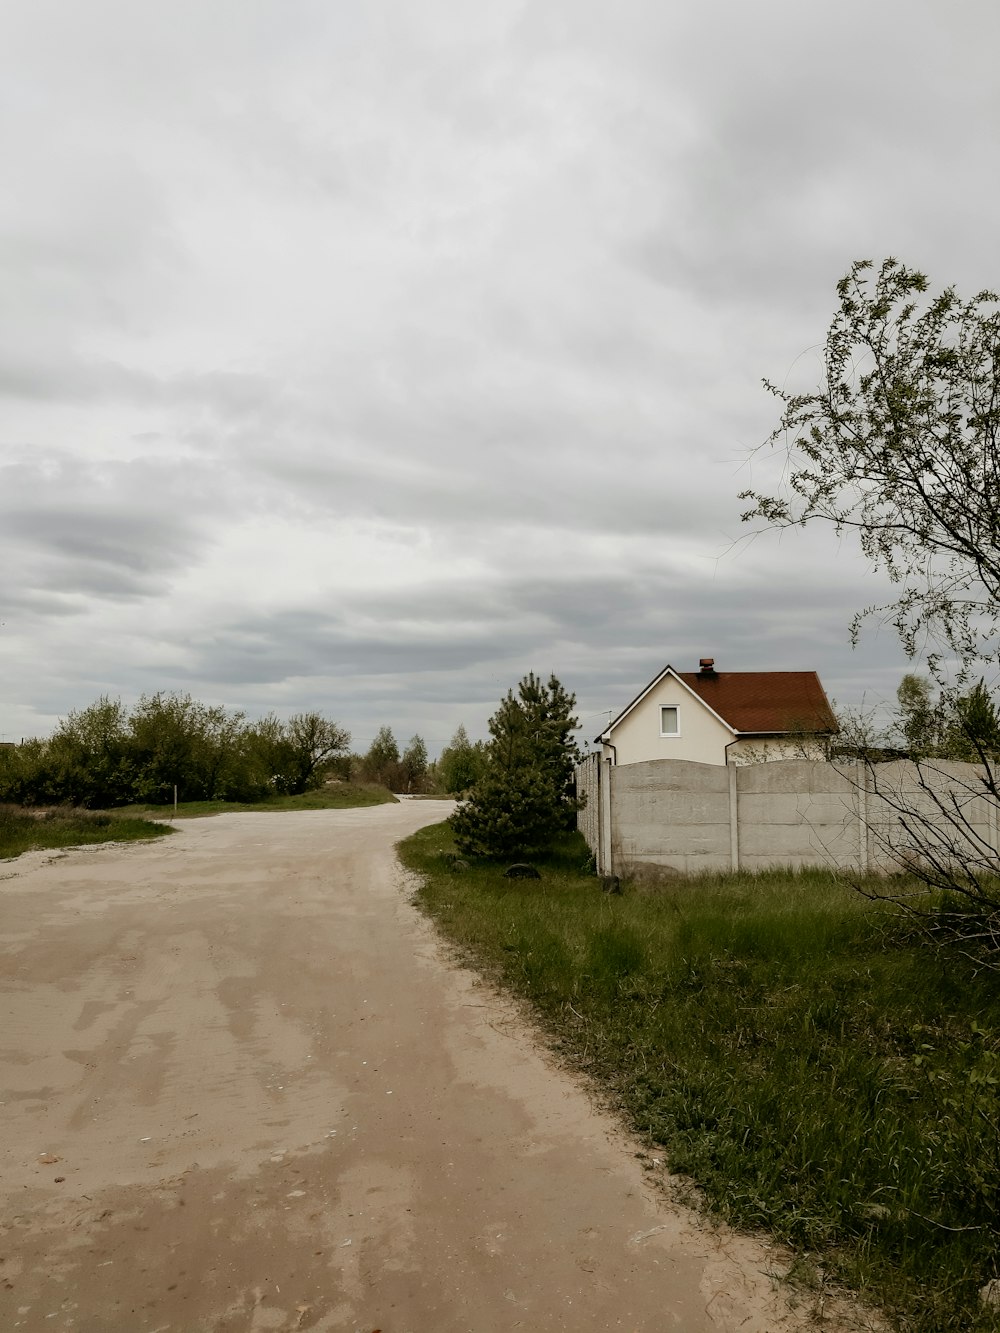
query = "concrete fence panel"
xmin=736 ymin=760 xmax=862 ymax=871
xmin=575 ymin=752 xmax=601 ymax=857
xmin=863 ymin=759 xmax=1000 ymax=872
xmin=575 ymin=754 xmax=1000 ymax=877
xmin=610 ymin=758 xmax=730 ymax=874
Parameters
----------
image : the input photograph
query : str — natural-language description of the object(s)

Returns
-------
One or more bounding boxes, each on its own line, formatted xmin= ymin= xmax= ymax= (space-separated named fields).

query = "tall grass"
xmin=0 ymin=804 xmax=173 ymax=860
xmin=0 ymin=785 xmax=400 ymax=860
xmin=115 ymin=782 xmax=398 ymax=818
xmin=399 ymin=824 xmax=1000 ymax=1332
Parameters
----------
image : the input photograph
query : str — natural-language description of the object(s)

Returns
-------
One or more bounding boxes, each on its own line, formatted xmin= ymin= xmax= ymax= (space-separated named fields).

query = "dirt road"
xmin=1 ymin=804 xmax=869 ymax=1332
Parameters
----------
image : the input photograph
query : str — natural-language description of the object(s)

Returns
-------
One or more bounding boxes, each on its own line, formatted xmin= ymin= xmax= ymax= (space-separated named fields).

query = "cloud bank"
xmin=4 ymin=0 xmax=998 ymax=750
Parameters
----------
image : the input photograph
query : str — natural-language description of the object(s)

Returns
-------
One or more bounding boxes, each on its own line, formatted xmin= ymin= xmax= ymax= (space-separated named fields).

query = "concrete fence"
xmin=575 ymin=753 xmax=1000 ymax=877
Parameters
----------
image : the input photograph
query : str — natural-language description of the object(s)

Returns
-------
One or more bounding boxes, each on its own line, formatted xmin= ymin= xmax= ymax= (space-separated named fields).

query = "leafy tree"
xmin=236 ymin=712 xmax=350 ymax=797
xmin=399 ymin=734 xmax=429 ymax=793
xmin=0 ymin=736 xmax=74 ymax=806
xmin=284 ymin=712 xmax=350 ymax=794
xmin=896 ymin=673 xmax=941 ymax=757
xmin=888 ymin=672 xmax=1000 ymax=762
xmin=3 ymin=696 xmax=149 ymax=808
xmin=450 ymin=672 xmax=580 ymax=860
xmin=436 ymin=724 xmax=487 ymax=794
xmin=363 ymin=726 xmax=401 ymax=789
xmin=240 ymin=713 xmax=292 ymax=799
xmin=742 ymin=258 xmax=1000 ymax=969
xmin=742 ymin=257 xmax=1000 ymax=680
xmin=49 ymin=696 xmax=135 ymax=807
xmin=0 ymin=696 xmax=350 ymax=808
xmin=942 ymin=681 xmax=1000 ymax=761
xmin=128 ymin=692 xmax=245 ymax=803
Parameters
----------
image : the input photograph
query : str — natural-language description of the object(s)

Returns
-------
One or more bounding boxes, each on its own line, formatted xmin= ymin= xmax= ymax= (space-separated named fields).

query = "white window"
xmin=660 ymin=706 xmax=680 ymax=736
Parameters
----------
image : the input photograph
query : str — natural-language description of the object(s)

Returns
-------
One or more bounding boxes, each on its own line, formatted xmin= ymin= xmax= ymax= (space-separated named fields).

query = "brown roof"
xmin=676 ymin=670 xmax=838 ymax=735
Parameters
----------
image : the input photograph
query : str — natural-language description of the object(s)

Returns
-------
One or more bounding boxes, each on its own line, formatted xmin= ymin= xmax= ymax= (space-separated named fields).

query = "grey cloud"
xmin=0 ymin=1 xmax=988 ymax=748
xmin=0 ymin=453 xmax=244 ymax=613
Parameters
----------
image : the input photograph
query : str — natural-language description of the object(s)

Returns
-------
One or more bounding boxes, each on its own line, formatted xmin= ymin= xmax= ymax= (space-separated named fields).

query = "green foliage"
xmin=450 ymin=762 xmax=569 ymax=859
xmin=742 ymin=257 xmax=1000 ymax=679
xmin=237 ymin=711 xmax=352 ymax=799
xmin=399 ymin=734 xmax=429 ymax=793
xmin=945 ymin=681 xmax=1000 ymax=760
xmin=281 ymin=712 xmax=351 ymax=794
xmin=0 ymin=698 xmax=139 ymax=808
xmin=401 ymin=826 xmax=1000 ymax=1331
xmin=128 ymin=692 xmax=245 ymax=803
xmin=436 ymin=724 xmax=488 ymax=794
xmin=744 ymin=259 xmax=1000 ymax=976
xmin=450 ymin=672 xmax=581 ymax=859
xmin=911 ymin=1022 xmax=1000 ymax=1230
xmin=119 ymin=782 xmax=396 ymax=818
xmin=361 ymin=725 xmax=401 ymax=789
xmin=0 ymin=804 xmax=172 ymax=859
xmin=897 ymin=673 xmax=941 ymax=756
xmin=53 ymin=696 xmax=136 ymax=806
xmin=0 ymin=695 xmax=351 ymax=808
xmin=239 ymin=714 xmax=294 ymax=801
xmin=891 ymin=673 xmax=1000 ymax=761
xmin=489 ymin=671 xmax=580 ymax=798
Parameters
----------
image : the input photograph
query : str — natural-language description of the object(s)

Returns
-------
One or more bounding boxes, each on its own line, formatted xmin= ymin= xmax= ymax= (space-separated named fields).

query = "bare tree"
xmin=742 ymin=258 xmax=1000 ymax=968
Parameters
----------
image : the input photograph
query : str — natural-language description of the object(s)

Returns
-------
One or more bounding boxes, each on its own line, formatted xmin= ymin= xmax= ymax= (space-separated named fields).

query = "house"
xmin=598 ymin=658 xmax=838 ymax=766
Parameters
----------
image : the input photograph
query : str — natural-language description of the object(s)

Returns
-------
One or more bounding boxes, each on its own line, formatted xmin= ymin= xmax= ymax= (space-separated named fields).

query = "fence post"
xmin=857 ymin=760 xmax=869 ymax=874
xmin=600 ymin=759 xmax=614 ymax=877
xmin=600 ymin=762 xmax=608 ymax=874
xmin=728 ymin=763 xmax=740 ymax=872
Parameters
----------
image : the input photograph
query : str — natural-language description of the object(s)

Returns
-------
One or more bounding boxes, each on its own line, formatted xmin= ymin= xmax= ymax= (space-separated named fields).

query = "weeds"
xmin=115 ymin=782 xmax=398 ymax=818
xmin=0 ymin=803 xmax=172 ymax=860
xmin=398 ymin=824 xmax=1000 ymax=1332
xmin=0 ymin=784 xmax=400 ymax=859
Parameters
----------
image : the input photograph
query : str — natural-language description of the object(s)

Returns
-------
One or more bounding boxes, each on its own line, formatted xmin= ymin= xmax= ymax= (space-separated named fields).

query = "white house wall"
xmin=602 ymin=675 xmax=733 ymax=766
xmin=727 ymin=737 xmax=831 ymax=764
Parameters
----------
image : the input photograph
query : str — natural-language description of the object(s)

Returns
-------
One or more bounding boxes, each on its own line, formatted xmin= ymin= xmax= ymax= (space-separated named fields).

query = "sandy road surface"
xmin=0 ymin=804 xmax=873 ymax=1333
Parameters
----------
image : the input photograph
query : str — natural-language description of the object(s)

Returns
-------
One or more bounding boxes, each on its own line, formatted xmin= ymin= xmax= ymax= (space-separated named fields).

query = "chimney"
xmin=699 ymin=657 xmax=716 ymax=675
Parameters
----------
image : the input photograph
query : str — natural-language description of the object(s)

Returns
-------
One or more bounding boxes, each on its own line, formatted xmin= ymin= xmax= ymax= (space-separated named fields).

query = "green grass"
xmin=116 ymin=782 xmax=398 ymax=819
xmin=0 ymin=804 xmax=173 ymax=860
xmin=398 ymin=823 xmax=1000 ymax=1333
xmin=0 ymin=784 xmax=398 ymax=860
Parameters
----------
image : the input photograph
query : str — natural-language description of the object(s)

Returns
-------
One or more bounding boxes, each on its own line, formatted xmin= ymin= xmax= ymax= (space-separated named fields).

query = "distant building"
xmin=599 ymin=658 xmax=838 ymax=766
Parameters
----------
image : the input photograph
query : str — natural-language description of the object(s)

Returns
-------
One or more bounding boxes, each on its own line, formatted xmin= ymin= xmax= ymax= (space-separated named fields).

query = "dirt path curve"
xmin=1 ymin=805 xmax=871 ymax=1333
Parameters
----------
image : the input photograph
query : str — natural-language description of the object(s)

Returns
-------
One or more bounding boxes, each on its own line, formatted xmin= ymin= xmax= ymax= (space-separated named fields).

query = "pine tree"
xmin=450 ymin=673 xmax=580 ymax=859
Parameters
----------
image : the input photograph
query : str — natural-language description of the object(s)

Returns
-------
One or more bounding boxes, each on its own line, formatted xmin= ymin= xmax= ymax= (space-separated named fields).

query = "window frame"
xmin=659 ymin=705 xmax=681 ymax=737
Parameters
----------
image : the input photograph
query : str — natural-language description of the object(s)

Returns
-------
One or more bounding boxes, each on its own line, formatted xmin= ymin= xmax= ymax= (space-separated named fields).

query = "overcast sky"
xmin=3 ymin=1 xmax=999 ymax=753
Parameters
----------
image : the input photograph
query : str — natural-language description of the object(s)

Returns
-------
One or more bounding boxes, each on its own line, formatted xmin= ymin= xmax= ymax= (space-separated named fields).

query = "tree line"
xmin=0 ymin=692 xmax=501 ymax=808
xmin=835 ymin=673 xmax=1000 ymax=762
xmin=0 ymin=694 xmax=352 ymax=807
xmin=893 ymin=674 xmax=1000 ymax=761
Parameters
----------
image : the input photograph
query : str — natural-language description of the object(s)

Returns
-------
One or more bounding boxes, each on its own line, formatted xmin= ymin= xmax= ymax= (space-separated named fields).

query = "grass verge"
xmin=398 ymin=821 xmax=1000 ymax=1333
xmin=0 ymin=784 xmax=398 ymax=859
xmin=0 ymin=804 xmax=173 ymax=861
xmin=115 ymin=782 xmax=398 ymax=819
